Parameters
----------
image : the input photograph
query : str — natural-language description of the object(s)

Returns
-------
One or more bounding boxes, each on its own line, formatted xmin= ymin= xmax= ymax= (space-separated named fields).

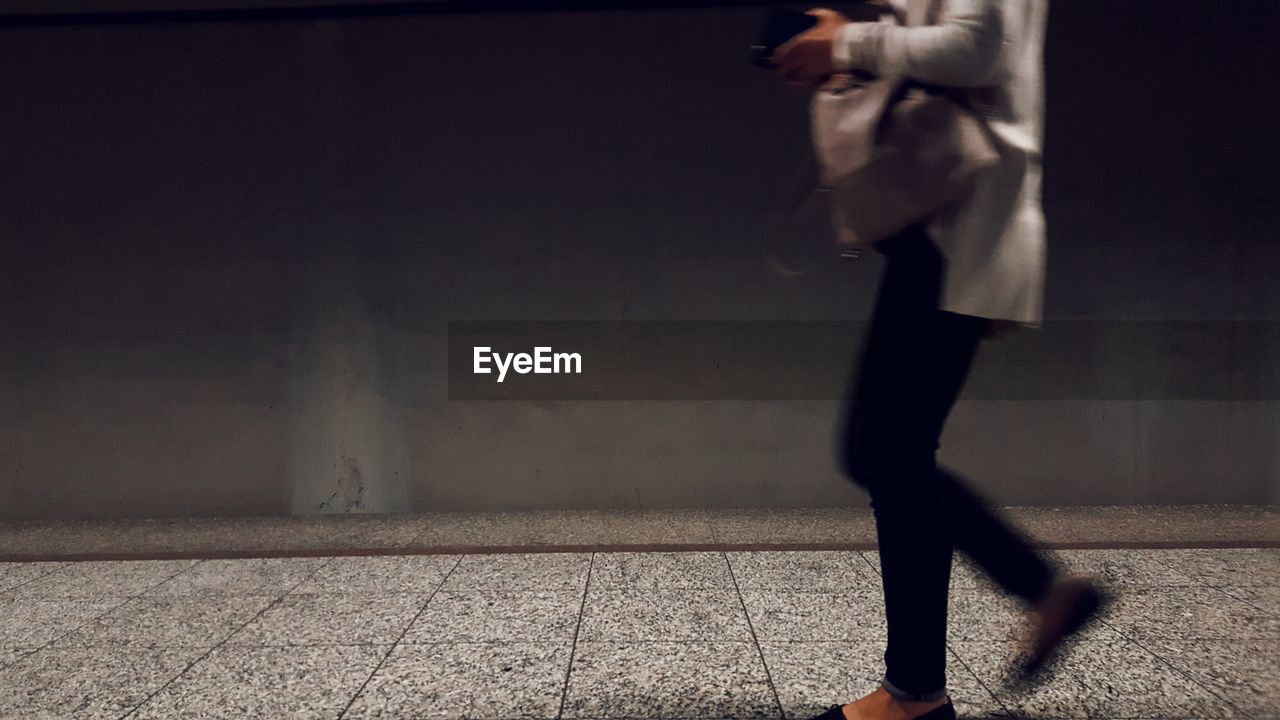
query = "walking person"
xmin=773 ymin=2 xmax=1107 ymax=719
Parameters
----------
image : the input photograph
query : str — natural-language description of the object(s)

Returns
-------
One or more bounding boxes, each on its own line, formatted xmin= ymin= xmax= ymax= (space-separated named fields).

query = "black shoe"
xmin=805 ymin=698 xmax=956 ymax=720
xmin=1009 ymin=574 xmax=1110 ymax=685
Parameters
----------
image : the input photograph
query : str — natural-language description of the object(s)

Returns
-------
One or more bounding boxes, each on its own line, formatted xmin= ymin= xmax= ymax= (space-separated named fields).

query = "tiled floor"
xmin=1 ymin=548 xmax=1277 ymax=719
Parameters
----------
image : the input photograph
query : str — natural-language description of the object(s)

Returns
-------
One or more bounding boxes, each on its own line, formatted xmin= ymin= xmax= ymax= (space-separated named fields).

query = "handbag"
xmin=808 ymin=0 xmax=1001 ymax=250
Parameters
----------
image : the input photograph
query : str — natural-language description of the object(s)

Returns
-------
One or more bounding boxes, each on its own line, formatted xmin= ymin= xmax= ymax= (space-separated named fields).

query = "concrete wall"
xmin=1 ymin=1 xmax=1277 ymax=520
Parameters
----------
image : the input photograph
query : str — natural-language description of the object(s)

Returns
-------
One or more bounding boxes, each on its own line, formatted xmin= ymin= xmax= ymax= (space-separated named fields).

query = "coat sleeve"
xmin=833 ymin=0 xmax=1005 ymax=88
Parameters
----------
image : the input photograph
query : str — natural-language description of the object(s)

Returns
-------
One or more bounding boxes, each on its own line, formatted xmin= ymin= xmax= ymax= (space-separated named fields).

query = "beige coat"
xmin=833 ymin=0 xmax=1050 ymax=327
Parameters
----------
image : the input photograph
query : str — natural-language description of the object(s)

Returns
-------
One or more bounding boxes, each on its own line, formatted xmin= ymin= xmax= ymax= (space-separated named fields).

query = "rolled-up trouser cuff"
xmin=881 ymin=675 xmax=947 ymax=703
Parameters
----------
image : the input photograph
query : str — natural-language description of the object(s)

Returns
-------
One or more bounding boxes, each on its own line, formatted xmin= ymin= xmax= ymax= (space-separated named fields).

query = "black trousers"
xmin=838 ymin=225 xmax=1058 ymax=702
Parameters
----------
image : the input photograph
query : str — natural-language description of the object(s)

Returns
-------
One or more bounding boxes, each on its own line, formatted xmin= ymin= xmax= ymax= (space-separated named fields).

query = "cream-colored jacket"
xmin=833 ymin=0 xmax=1050 ymax=327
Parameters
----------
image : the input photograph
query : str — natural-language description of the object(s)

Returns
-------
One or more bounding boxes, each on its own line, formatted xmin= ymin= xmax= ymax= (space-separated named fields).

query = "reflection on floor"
xmin=1 ymin=546 xmax=1276 ymax=719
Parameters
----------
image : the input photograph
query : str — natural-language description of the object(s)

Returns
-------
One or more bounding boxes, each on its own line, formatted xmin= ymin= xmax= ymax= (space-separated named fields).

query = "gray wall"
xmin=1 ymin=1 xmax=1277 ymax=520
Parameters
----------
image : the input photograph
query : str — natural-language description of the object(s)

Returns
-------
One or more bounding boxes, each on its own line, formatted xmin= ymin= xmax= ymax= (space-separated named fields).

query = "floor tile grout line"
xmin=943 ymin=643 xmax=1018 ymax=719
xmin=0 ymin=562 xmax=89 ymax=669
xmin=7 ymin=594 xmax=135 ymax=669
xmin=856 ymin=550 xmax=881 ymax=578
xmin=873 ymin=536 xmax=1269 ymax=716
xmin=1091 ymin=616 xmax=1257 ymax=720
xmin=276 ymin=555 xmax=345 ymax=596
xmin=724 ymin=551 xmax=788 ymax=720
xmin=1096 ymin=580 xmax=1280 ymax=633
xmin=0 ymin=560 xmax=72 ymax=594
xmin=555 ymin=552 xmax=595 ymax=720
xmin=1203 ymin=583 xmax=1278 ymax=616
xmin=1140 ymin=547 xmax=1261 ymax=592
xmin=113 ymin=555 xmax=340 ymax=720
xmin=862 ymin=547 xmax=1017 ymax=717
xmin=3 ymin=560 xmax=197 ymax=668
xmin=3 ymin=550 xmax=1270 ymax=719
xmin=20 ymin=558 xmax=199 ymax=601
xmin=1210 ymin=585 xmax=1280 ymax=618
xmin=149 ymin=557 xmax=209 ymax=589
xmin=335 ymin=554 xmax=465 ymax=720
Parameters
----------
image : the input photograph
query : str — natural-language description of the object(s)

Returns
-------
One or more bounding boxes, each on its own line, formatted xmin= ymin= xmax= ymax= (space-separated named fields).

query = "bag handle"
xmin=766 ymin=0 xmax=946 ymax=270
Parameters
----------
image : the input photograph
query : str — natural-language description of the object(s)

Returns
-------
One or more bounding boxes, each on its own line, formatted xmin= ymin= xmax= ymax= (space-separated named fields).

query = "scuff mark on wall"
xmin=317 ymin=454 xmax=366 ymax=513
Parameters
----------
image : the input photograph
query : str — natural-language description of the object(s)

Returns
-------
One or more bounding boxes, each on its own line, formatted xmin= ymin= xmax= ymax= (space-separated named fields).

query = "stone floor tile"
xmin=441 ymin=553 xmax=592 ymax=593
xmin=1217 ymin=585 xmax=1280 ymax=616
xmin=129 ymin=644 xmax=386 ymax=719
xmin=854 ymin=551 xmax=999 ymax=592
xmin=145 ymin=557 xmax=329 ymax=596
xmin=0 ymin=547 xmax=1273 ymax=720
xmin=344 ymin=642 xmax=571 ymax=719
xmin=952 ymin=639 xmax=1241 ymax=719
xmin=1 ymin=646 xmax=34 ymax=669
xmin=0 ymin=645 xmax=202 ymax=719
xmin=580 ymin=588 xmax=751 ymax=642
xmin=740 ymin=586 xmax=885 ymax=643
xmin=856 ymin=551 xmax=881 ymax=577
xmin=0 ymin=562 xmax=67 ymax=592
xmin=226 ymin=593 xmax=426 ymax=646
xmin=13 ymin=560 xmax=200 ymax=598
xmin=562 ymin=641 xmax=776 ymax=719
xmin=760 ymin=641 xmax=1009 ymax=720
xmin=53 ymin=594 xmax=274 ymax=648
xmin=1146 ymin=549 xmax=1280 ymax=587
xmin=726 ymin=551 xmax=874 ymax=591
xmin=1101 ymin=586 xmax=1280 ymax=641
xmin=291 ymin=555 xmax=460 ymax=595
xmin=591 ymin=552 xmax=732 ymax=589
xmin=0 ymin=596 xmax=127 ymax=647
xmin=948 ymin=555 xmax=1004 ymax=592
xmin=403 ymin=590 xmax=582 ymax=644
xmin=1054 ymin=548 xmax=1204 ymax=587
xmin=947 ymin=588 xmax=1121 ymax=645
xmin=1137 ymin=638 xmax=1280 ymax=718
xmin=946 ymin=590 xmax=1026 ymax=643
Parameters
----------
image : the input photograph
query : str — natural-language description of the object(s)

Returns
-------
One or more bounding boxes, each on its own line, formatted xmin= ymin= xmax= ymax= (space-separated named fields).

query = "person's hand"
xmin=774 ymin=8 xmax=852 ymax=89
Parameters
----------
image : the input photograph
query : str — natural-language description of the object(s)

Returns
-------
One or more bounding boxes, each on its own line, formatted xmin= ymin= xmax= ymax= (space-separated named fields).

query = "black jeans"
xmin=838 ymin=225 xmax=1057 ymax=702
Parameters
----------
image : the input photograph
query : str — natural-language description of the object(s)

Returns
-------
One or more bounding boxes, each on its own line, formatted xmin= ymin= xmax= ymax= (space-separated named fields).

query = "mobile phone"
xmin=750 ymin=7 xmax=819 ymax=69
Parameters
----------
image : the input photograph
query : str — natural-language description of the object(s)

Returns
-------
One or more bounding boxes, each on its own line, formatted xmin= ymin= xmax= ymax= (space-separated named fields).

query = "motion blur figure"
xmin=774 ymin=2 xmax=1108 ymax=719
